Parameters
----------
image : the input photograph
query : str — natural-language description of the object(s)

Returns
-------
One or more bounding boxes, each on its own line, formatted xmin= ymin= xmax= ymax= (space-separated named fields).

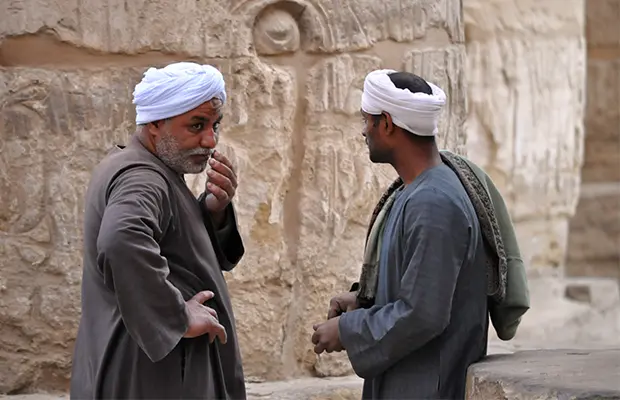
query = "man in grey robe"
xmin=311 ymin=70 xmax=489 ymax=399
xmin=70 ymin=62 xmax=246 ymax=399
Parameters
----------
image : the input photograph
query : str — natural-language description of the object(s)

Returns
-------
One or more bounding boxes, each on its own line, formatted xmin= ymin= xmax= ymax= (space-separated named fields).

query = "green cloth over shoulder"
xmin=354 ymin=150 xmax=530 ymax=341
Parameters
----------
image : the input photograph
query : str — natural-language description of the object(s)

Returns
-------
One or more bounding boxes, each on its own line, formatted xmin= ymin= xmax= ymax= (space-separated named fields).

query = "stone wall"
xmin=0 ymin=0 xmax=467 ymax=393
xmin=463 ymin=0 xmax=586 ymax=273
xmin=566 ymin=0 xmax=620 ymax=280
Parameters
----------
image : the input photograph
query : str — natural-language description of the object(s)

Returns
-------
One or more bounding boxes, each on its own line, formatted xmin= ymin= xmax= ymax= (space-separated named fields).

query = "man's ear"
xmin=147 ymin=120 xmax=162 ymax=138
xmin=383 ymin=112 xmax=395 ymax=135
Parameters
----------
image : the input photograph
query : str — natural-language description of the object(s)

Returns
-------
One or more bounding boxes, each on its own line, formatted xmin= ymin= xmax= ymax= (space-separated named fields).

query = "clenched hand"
xmin=204 ymin=150 xmax=237 ymax=214
xmin=327 ymin=291 xmax=359 ymax=319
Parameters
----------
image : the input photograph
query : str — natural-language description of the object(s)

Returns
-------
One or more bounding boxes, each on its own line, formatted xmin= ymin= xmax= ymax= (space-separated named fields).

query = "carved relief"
xmin=232 ymin=0 xmax=336 ymax=53
xmin=0 ymin=78 xmax=54 ymax=267
xmin=402 ymin=46 xmax=467 ymax=153
xmin=253 ymin=6 xmax=301 ymax=55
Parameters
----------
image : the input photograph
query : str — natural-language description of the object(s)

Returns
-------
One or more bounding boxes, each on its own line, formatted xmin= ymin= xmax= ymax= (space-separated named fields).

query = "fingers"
xmin=314 ymin=343 xmax=326 ymax=354
xmin=311 ymin=330 xmax=319 ymax=345
xmin=206 ymin=179 xmax=232 ymax=204
xmin=192 ymin=290 xmax=214 ymax=304
xmin=313 ymin=331 xmax=327 ymax=354
xmin=206 ymin=162 xmax=235 ymax=200
xmin=311 ymin=324 xmax=325 ymax=354
xmin=212 ymin=150 xmax=236 ymax=181
xmin=214 ymin=322 xmax=228 ymax=344
xmin=327 ymin=298 xmax=342 ymax=320
xmin=208 ymin=154 xmax=237 ymax=189
xmin=206 ymin=317 xmax=227 ymax=344
xmin=204 ymin=306 xmax=218 ymax=319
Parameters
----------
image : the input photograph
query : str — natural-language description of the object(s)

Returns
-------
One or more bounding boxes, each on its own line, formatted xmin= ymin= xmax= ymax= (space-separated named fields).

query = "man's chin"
xmin=184 ymin=164 xmax=208 ymax=175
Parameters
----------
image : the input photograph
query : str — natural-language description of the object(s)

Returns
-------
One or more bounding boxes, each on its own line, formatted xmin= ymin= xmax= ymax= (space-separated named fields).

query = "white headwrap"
xmin=133 ymin=62 xmax=227 ymax=125
xmin=361 ymin=69 xmax=446 ymax=136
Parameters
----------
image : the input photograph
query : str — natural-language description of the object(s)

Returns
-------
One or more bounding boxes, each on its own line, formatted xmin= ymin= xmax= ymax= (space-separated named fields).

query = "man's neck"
xmin=391 ymin=142 xmax=442 ymax=185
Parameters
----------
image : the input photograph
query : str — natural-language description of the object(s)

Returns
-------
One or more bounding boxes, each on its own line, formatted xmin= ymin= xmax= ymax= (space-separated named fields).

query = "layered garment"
xmin=70 ymin=135 xmax=246 ymax=399
xmin=339 ymin=164 xmax=489 ymax=399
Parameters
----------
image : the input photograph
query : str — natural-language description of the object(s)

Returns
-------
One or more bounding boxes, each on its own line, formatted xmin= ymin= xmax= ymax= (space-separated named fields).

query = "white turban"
xmin=361 ymin=69 xmax=446 ymax=136
xmin=133 ymin=62 xmax=227 ymax=125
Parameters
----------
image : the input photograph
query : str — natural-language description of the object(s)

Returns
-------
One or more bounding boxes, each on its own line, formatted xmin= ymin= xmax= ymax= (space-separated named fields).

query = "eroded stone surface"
xmin=566 ymin=187 xmax=620 ymax=279
xmin=0 ymin=0 xmax=466 ymax=392
xmin=464 ymin=0 xmax=586 ymax=271
xmin=466 ymin=349 xmax=620 ymax=399
xmin=0 ymin=0 xmax=463 ymax=60
xmin=566 ymin=0 xmax=620 ymax=280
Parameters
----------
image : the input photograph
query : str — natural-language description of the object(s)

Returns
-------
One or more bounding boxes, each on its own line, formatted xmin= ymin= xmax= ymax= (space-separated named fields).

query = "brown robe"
xmin=70 ymin=135 xmax=246 ymax=399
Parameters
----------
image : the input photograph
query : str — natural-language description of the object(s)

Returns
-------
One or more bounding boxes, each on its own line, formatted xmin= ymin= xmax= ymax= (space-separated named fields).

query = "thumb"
xmin=192 ymin=290 xmax=215 ymax=304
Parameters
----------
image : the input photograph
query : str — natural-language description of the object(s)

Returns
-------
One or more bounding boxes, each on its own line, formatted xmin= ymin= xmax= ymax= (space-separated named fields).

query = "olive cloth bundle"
xmin=353 ymin=150 xmax=530 ymax=341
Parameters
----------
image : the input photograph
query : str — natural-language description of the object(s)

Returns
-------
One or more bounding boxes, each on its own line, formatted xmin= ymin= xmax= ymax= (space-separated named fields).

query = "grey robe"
xmin=339 ymin=164 xmax=489 ymax=400
xmin=70 ymin=135 xmax=246 ymax=399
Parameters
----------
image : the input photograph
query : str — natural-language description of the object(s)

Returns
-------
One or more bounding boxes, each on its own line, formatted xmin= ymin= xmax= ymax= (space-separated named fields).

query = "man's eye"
xmin=192 ymin=123 xmax=204 ymax=131
xmin=213 ymin=122 xmax=220 ymax=132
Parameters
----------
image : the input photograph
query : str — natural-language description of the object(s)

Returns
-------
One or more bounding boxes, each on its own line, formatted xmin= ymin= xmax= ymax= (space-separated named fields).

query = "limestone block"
xmin=582 ymin=59 xmax=620 ymax=183
xmin=464 ymin=0 xmax=587 ymax=270
xmin=0 ymin=0 xmax=463 ymax=60
xmin=466 ymin=349 xmax=620 ymax=399
xmin=586 ymin=0 xmax=620 ymax=48
xmin=566 ymin=185 xmax=620 ymax=279
xmin=185 ymin=58 xmax=299 ymax=380
xmin=0 ymin=67 xmax=140 ymax=392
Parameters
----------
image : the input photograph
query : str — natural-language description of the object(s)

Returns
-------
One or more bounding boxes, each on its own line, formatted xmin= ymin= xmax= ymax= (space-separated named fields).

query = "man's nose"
xmin=200 ymin=129 xmax=217 ymax=148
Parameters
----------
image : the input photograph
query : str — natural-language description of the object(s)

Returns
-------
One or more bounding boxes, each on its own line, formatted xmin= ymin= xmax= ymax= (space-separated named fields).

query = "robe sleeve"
xmin=197 ymin=192 xmax=245 ymax=272
xmin=97 ymin=167 xmax=189 ymax=363
xmin=338 ymin=188 xmax=471 ymax=379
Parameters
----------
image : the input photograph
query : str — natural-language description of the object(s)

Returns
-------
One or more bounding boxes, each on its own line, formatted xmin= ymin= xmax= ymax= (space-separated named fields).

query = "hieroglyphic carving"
xmin=184 ymin=57 xmax=299 ymax=380
xmin=464 ymin=0 xmax=586 ymax=270
xmin=293 ymin=53 xmax=393 ymax=376
xmin=402 ymin=46 xmax=467 ymax=153
xmin=0 ymin=68 xmax=140 ymax=391
xmin=0 ymin=79 xmax=54 ymax=267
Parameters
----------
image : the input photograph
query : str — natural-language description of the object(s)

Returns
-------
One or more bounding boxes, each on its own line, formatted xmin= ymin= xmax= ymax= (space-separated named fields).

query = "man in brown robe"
xmin=70 ymin=62 xmax=246 ymax=399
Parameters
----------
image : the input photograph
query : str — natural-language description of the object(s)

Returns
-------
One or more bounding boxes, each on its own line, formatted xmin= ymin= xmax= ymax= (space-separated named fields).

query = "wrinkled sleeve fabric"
xmin=96 ymin=167 xmax=188 ymax=363
xmin=197 ymin=193 xmax=245 ymax=272
xmin=338 ymin=188 xmax=471 ymax=379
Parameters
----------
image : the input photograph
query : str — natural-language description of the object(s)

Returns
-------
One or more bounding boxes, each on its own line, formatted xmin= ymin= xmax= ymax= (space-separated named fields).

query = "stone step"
xmin=0 ymin=377 xmax=364 ymax=400
xmin=466 ymin=349 xmax=620 ymax=400
xmin=5 ymin=350 xmax=620 ymax=400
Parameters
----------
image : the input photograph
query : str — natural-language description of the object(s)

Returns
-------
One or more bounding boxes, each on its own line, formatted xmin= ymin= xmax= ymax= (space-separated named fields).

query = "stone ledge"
xmin=5 ymin=350 xmax=620 ymax=400
xmin=466 ymin=349 xmax=620 ymax=400
xmin=247 ymin=376 xmax=363 ymax=400
xmin=0 ymin=377 xmax=364 ymax=400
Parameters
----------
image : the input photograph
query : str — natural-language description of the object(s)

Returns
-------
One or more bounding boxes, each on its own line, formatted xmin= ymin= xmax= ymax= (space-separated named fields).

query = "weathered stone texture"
xmin=0 ymin=0 xmax=467 ymax=392
xmin=581 ymin=59 xmax=620 ymax=184
xmin=567 ymin=187 xmax=620 ymax=279
xmin=466 ymin=349 xmax=620 ymax=400
xmin=464 ymin=0 xmax=587 ymax=271
xmin=0 ymin=0 xmax=464 ymax=59
xmin=566 ymin=0 xmax=620 ymax=279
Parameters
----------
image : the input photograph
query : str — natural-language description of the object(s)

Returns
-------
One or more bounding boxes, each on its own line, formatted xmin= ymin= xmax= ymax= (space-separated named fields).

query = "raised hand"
xmin=204 ymin=150 xmax=237 ymax=214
